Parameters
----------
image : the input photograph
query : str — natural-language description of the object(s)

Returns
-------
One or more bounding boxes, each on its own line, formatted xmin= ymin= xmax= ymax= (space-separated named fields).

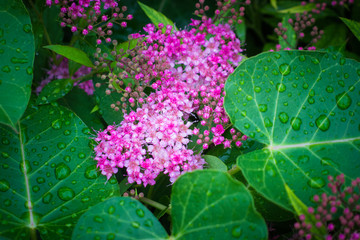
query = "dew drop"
xmin=265 ymin=165 xmax=276 ymax=177
xmin=297 ymin=155 xmax=310 ymax=164
xmin=78 ymin=152 xmax=86 ymax=159
xmin=63 ymin=155 xmax=71 ymax=162
xmin=320 ymin=158 xmax=339 ymax=168
xmin=0 ymin=179 xmax=10 ymax=192
xmin=291 ymin=117 xmax=302 ymax=131
xmin=339 ymin=57 xmax=346 ymax=65
xmin=1 ymin=66 xmax=10 ymax=73
xmin=231 ymin=225 xmax=242 ymax=238
xmin=32 ymin=186 xmax=40 ymax=193
xmin=315 ymin=115 xmax=330 ymax=132
xmin=108 ymin=206 xmax=116 ymax=214
xmin=144 ymin=219 xmax=153 ymax=227
xmin=299 ymin=55 xmax=306 ymax=62
xmin=51 ymin=119 xmax=62 ymax=130
xmin=106 ymin=233 xmax=115 ymax=240
xmin=23 ymin=24 xmax=31 ymax=33
xmin=274 ymin=53 xmax=281 ymax=59
xmin=279 ymin=63 xmax=291 ymax=76
xmin=264 ymin=117 xmax=273 ymax=128
xmin=335 ymin=92 xmax=352 ymax=110
xmin=55 ymin=163 xmax=71 ymax=180
xmin=93 ymin=216 xmax=104 ymax=223
xmin=84 ymin=165 xmax=99 ymax=179
xmin=131 ymin=221 xmax=140 ymax=228
xmin=307 ymin=177 xmax=325 ymax=189
xmin=26 ymin=67 xmax=33 ymax=75
xmin=82 ymin=128 xmax=91 ymax=135
xmin=57 ymin=142 xmax=66 ymax=150
xmin=42 ymin=192 xmax=53 ymax=204
xmin=276 ymin=83 xmax=286 ymax=92
xmin=136 ymin=208 xmax=145 ymax=218
xmin=259 ymin=104 xmax=268 ymax=112
xmin=11 ymin=57 xmax=28 ymax=64
xmin=307 ymin=97 xmax=315 ymax=104
xmin=254 ymin=86 xmax=261 ymax=93
xmin=311 ymin=58 xmax=320 ymax=64
xmin=57 ymin=187 xmax=75 ymax=201
xmin=1 ymin=137 xmax=9 ymax=145
xmin=20 ymin=160 xmax=32 ymax=174
xmin=63 ymin=130 xmax=71 ymax=136
xmin=4 ymin=199 xmax=12 ymax=207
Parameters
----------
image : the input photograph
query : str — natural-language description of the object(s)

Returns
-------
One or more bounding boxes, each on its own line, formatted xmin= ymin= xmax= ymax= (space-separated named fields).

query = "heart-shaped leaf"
xmin=171 ymin=170 xmax=268 ymax=240
xmin=72 ymin=197 xmax=168 ymax=240
xmin=0 ymin=103 xmax=119 ymax=240
xmin=0 ymin=0 xmax=34 ymax=128
xmin=72 ymin=170 xmax=267 ymax=240
xmin=224 ymin=50 xmax=360 ymax=211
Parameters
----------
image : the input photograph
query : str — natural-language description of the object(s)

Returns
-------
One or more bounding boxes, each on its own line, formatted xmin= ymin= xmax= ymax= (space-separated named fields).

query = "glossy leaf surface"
xmin=224 ymin=50 xmax=360 ymax=210
xmin=171 ymin=170 xmax=268 ymax=240
xmin=138 ymin=1 xmax=176 ymax=29
xmin=0 ymin=0 xmax=34 ymax=128
xmin=0 ymin=103 xmax=119 ymax=240
xmin=36 ymin=78 xmax=73 ymax=105
xmin=44 ymin=45 xmax=94 ymax=68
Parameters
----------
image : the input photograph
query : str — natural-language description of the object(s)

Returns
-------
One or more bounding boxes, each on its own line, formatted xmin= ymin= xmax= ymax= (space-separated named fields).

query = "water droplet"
xmin=63 ymin=130 xmax=71 ymax=136
xmin=1 ymin=152 xmax=9 ymax=159
xmin=279 ymin=63 xmax=291 ymax=76
xmin=144 ymin=219 xmax=153 ymax=227
xmin=93 ymin=216 xmax=104 ymax=223
xmin=55 ymin=163 xmax=71 ymax=180
xmin=36 ymin=177 xmax=45 ymax=184
xmin=307 ymin=97 xmax=315 ymax=104
xmin=42 ymin=146 xmax=48 ymax=151
xmin=82 ymin=128 xmax=91 ymax=135
xmin=338 ymin=80 xmax=345 ymax=87
xmin=297 ymin=155 xmax=310 ymax=164
xmin=0 ymin=179 xmax=10 ymax=192
xmin=84 ymin=165 xmax=99 ymax=179
xmin=4 ymin=199 xmax=12 ymax=207
xmin=244 ymin=123 xmax=250 ymax=129
xmin=307 ymin=177 xmax=325 ymax=189
xmin=259 ymin=104 xmax=268 ymax=112
xmin=108 ymin=206 xmax=116 ymax=214
xmin=231 ymin=225 xmax=242 ymax=238
xmin=51 ymin=119 xmax=62 ymax=130
xmin=311 ymin=58 xmax=320 ymax=64
xmin=315 ymin=115 xmax=330 ymax=132
xmin=276 ymin=83 xmax=286 ymax=92
xmin=303 ymin=82 xmax=309 ymax=89
xmin=57 ymin=142 xmax=66 ymax=150
xmin=326 ymin=86 xmax=334 ymax=93
xmin=291 ymin=117 xmax=302 ymax=131
xmin=320 ymin=158 xmax=339 ymax=168
xmin=299 ymin=55 xmax=306 ymax=62
xmin=136 ymin=208 xmax=145 ymax=218
xmin=57 ymin=187 xmax=75 ymax=201
xmin=23 ymin=24 xmax=31 ymax=33
xmin=246 ymin=95 xmax=253 ymax=101
xmin=106 ymin=233 xmax=115 ymax=240
xmin=26 ymin=67 xmax=33 ymax=75
xmin=240 ymin=111 xmax=247 ymax=117
xmin=265 ymin=165 xmax=276 ymax=177
xmin=78 ymin=152 xmax=86 ymax=159
xmin=274 ymin=53 xmax=281 ymax=59
xmin=42 ymin=192 xmax=53 ymax=204
xmin=32 ymin=186 xmax=40 ymax=193
xmin=131 ymin=221 xmax=140 ymax=228
xmin=340 ymin=58 xmax=346 ymax=65
xmin=20 ymin=160 xmax=32 ymax=174
xmin=254 ymin=86 xmax=261 ymax=93
xmin=11 ymin=57 xmax=28 ymax=64
xmin=264 ymin=117 xmax=273 ymax=128
xmin=1 ymin=66 xmax=10 ymax=73
xmin=81 ymin=196 xmax=90 ymax=203
xmin=1 ymin=137 xmax=9 ymax=145
xmin=335 ymin=92 xmax=352 ymax=110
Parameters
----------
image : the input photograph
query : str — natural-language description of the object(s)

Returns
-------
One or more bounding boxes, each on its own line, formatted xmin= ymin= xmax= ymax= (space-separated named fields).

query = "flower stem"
xmin=139 ymin=197 xmax=171 ymax=215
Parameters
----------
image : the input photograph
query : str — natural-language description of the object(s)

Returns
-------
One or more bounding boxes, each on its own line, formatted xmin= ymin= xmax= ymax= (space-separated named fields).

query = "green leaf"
xmin=138 ymin=1 xmax=176 ymax=29
xmin=58 ymin=87 xmax=105 ymax=130
xmin=202 ymin=155 xmax=227 ymax=172
xmin=315 ymin=23 xmax=348 ymax=49
xmin=0 ymin=103 xmax=119 ymax=240
xmin=279 ymin=14 xmax=296 ymax=49
xmin=234 ymin=20 xmax=246 ymax=44
xmin=0 ymin=0 xmax=34 ymax=128
xmin=340 ymin=17 xmax=360 ymax=42
xmin=224 ymin=50 xmax=360 ymax=211
xmin=285 ymin=185 xmax=326 ymax=239
xmin=171 ymin=170 xmax=267 ymax=239
xmin=43 ymin=45 xmax=94 ymax=68
xmin=36 ymin=78 xmax=73 ymax=105
xmin=270 ymin=0 xmax=278 ymax=9
xmin=277 ymin=3 xmax=316 ymax=14
xmin=72 ymin=197 xmax=168 ymax=240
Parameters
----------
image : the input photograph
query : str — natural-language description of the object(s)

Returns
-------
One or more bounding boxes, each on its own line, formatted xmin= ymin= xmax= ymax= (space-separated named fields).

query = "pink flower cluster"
xmin=294 ymin=174 xmax=360 ymax=240
xmin=94 ymin=91 xmax=205 ymax=186
xmin=46 ymin=0 xmax=132 ymax=44
xmin=36 ymin=55 xmax=94 ymax=95
xmin=93 ymin=18 xmax=246 ymax=184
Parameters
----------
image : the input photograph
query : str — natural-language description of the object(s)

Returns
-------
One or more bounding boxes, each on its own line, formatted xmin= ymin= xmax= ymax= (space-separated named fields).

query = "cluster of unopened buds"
xmin=123 ymin=189 xmax=144 ymax=200
xmin=45 ymin=0 xmax=132 ymax=44
xmin=294 ymin=174 xmax=360 ymax=240
xmin=274 ymin=0 xmax=353 ymax=51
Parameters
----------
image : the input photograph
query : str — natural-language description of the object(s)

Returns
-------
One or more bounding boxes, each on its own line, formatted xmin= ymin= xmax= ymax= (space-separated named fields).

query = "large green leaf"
xmin=36 ymin=78 xmax=73 ymax=105
xmin=72 ymin=170 xmax=267 ymax=240
xmin=72 ymin=197 xmax=168 ymax=240
xmin=0 ymin=103 xmax=119 ymax=240
xmin=171 ymin=170 xmax=267 ymax=240
xmin=0 ymin=0 xmax=34 ymax=128
xmin=224 ymin=50 xmax=360 ymax=211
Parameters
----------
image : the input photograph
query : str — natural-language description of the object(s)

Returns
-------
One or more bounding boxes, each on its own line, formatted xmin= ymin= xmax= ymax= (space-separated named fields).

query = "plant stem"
xmin=227 ymin=165 xmax=240 ymax=176
xmin=139 ymin=197 xmax=171 ymax=215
